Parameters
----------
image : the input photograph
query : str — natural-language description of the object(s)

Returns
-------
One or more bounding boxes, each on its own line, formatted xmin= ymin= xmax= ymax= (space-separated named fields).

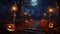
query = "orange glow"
xmin=25 ymin=20 xmax=29 ymax=23
xmin=8 ymin=25 xmax=12 ymax=28
xmin=29 ymin=19 xmax=33 ymax=23
xmin=48 ymin=23 xmax=53 ymax=28
xmin=7 ymin=28 xmax=15 ymax=31
xmin=6 ymin=24 xmax=15 ymax=31
xmin=25 ymin=19 xmax=33 ymax=25
xmin=40 ymin=19 xmax=48 ymax=23
xmin=12 ymin=6 xmax=16 ymax=10
xmin=48 ymin=8 xmax=54 ymax=13
xmin=40 ymin=19 xmax=45 ymax=23
xmin=39 ymin=19 xmax=48 ymax=28
xmin=11 ymin=5 xmax=18 ymax=11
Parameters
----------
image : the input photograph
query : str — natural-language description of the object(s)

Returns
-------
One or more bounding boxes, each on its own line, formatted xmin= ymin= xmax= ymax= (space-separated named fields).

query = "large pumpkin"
xmin=39 ymin=19 xmax=48 ymax=28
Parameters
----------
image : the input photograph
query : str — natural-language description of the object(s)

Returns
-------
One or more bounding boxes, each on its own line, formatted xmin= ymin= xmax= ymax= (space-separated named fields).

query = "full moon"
xmin=31 ymin=0 xmax=37 ymax=6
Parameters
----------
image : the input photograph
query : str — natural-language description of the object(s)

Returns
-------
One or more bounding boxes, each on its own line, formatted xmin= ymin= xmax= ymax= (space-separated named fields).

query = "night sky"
xmin=0 ymin=0 xmax=58 ymax=21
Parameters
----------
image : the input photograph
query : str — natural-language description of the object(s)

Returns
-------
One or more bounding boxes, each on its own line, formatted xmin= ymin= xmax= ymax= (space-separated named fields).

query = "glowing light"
xmin=7 ymin=27 xmax=15 ymax=31
xmin=48 ymin=7 xmax=54 ymax=13
xmin=25 ymin=20 xmax=29 ymax=23
xmin=24 ymin=12 xmax=27 ymax=15
xmin=8 ymin=26 xmax=11 ymax=28
xmin=12 ymin=6 xmax=16 ymax=10
xmin=11 ymin=4 xmax=18 ymax=11
xmin=6 ymin=24 xmax=15 ymax=31
xmin=43 ymin=13 xmax=47 ymax=16
xmin=31 ymin=0 xmax=37 ymax=6
xmin=48 ymin=23 xmax=53 ymax=28
xmin=25 ymin=20 xmax=31 ymax=25
xmin=49 ymin=8 xmax=53 ymax=12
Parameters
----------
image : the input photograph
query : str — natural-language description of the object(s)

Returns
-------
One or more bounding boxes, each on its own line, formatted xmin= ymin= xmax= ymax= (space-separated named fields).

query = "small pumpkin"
xmin=5 ymin=24 xmax=15 ymax=31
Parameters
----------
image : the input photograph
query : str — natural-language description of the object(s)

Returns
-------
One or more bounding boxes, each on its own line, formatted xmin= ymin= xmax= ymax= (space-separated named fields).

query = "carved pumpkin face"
xmin=5 ymin=24 xmax=15 ymax=31
xmin=48 ymin=23 xmax=53 ymax=28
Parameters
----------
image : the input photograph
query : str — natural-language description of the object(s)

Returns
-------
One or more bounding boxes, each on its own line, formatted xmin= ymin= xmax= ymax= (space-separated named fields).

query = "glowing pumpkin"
xmin=48 ymin=23 xmax=53 ymax=28
xmin=6 ymin=24 xmax=15 ymax=31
